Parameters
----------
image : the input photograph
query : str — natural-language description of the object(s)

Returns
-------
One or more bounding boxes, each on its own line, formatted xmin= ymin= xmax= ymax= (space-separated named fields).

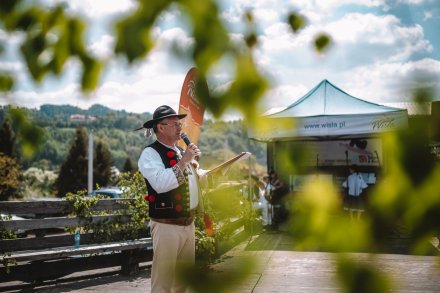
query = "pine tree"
xmin=122 ymin=157 xmax=135 ymax=174
xmin=0 ymin=119 xmax=15 ymax=157
xmin=0 ymin=118 xmax=22 ymax=200
xmin=54 ymin=127 xmax=88 ymax=197
xmin=0 ymin=154 xmax=22 ymax=200
xmin=93 ymin=141 xmax=113 ymax=188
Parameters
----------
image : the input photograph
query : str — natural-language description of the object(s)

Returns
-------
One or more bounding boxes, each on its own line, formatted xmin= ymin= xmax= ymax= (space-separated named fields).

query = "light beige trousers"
xmin=150 ymin=220 xmax=195 ymax=293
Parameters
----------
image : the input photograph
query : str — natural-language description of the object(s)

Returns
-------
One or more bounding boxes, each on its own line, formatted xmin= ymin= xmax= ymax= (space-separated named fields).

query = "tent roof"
xmin=267 ymin=79 xmax=404 ymax=118
xmin=248 ymin=79 xmax=408 ymax=141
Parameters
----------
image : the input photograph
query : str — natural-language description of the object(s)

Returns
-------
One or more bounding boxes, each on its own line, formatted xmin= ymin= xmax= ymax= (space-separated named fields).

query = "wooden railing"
xmin=0 ymin=198 xmax=152 ymax=284
xmin=0 ymin=197 xmax=252 ymax=287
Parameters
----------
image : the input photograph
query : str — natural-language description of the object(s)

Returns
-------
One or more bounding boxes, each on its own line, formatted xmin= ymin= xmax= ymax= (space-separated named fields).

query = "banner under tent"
xmin=248 ymin=79 xmax=408 ymax=194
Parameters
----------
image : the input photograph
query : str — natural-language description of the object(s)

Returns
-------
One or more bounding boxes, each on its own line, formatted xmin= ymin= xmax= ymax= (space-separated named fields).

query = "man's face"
xmin=158 ymin=117 xmax=183 ymax=142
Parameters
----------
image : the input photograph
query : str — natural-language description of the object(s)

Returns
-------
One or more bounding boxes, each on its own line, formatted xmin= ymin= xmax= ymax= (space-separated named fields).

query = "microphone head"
xmin=181 ymin=132 xmax=191 ymax=146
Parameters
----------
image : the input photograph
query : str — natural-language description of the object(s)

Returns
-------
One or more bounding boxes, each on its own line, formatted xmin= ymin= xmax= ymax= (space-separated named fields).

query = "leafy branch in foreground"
xmin=0 ymin=1 xmax=328 ymax=150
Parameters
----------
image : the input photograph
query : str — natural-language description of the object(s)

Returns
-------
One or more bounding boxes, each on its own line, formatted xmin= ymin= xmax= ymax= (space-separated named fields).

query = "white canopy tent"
xmin=249 ymin=79 xmax=408 ymax=141
xmin=249 ymin=80 xmax=409 ymax=192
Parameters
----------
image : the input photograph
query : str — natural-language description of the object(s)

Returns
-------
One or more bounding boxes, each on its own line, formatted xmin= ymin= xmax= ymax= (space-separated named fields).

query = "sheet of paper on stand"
xmin=206 ymin=152 xmax=252 ymax=176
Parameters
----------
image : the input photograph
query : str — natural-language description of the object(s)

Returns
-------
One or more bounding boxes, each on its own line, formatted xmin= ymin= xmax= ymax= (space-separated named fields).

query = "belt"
xmin=151 ymin=216 xmax=194 ymax=226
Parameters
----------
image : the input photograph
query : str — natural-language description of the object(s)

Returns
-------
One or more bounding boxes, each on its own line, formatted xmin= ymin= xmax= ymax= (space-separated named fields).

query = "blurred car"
xmin=90 ymin=187 xmax=123 ymax=199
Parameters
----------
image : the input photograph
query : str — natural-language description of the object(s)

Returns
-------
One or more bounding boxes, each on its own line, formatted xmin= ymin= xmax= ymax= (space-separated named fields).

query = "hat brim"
xmin=135 ymin=113 xmax=187 ymax=131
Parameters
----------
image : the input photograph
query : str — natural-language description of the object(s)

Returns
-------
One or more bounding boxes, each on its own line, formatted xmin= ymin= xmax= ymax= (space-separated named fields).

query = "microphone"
xmin=181 ymin=132 xmax=191 ymax=146
xmin=181 ymin=132 xmax=199 ymax=160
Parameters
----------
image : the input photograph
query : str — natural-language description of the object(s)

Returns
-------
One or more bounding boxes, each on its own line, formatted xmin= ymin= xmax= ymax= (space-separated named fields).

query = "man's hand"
xmin=177 ymin=143 xmax=201 ymax=170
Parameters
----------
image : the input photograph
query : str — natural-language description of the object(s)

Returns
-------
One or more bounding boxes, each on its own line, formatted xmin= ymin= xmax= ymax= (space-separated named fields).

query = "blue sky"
xmin=1 ymin=0 xmax=439 ymax=119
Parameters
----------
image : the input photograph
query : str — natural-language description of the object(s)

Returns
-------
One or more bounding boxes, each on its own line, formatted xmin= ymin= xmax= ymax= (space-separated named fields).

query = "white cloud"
xmin=0 ymin=30 xmax=24 ymax=44
xmin=0 ymin=25 xmax=196 ymax=113
xmin=254 ymin=58 xmax=440 ymax=113
xmin=396 ymin=0 xmax=425 ymax=4
xmin=2 ymin=0 xmax=439 ymax=119
xmin=262 ymin=84 xmax=308 ymax=109
xmin=0 ymin=61 xmax=24 ymax=73
xmin=89 ymin=34 xmax=114 ymax=59
xmin=260 ymin=22 xmax=311 ymax=52
xmin=44 ymin=0 xmax=137 ymax=19
xmin=423 ymin=10 xmax=433 ymax=20
xmin=155 ymin=27 xmax=194 ymax=52
xmin=294 ymin=0 xmax=386 ymax=11
xmin=90 ymin=27 xmax=195 ymax=113
xmin=286 ymin=0 xmax=390 ymax=21
xmin=256 ymin=10 xmax=433 ymax=80
xmin=324 ymin=13 xmax=432 ymax=61
xmin=342 ymin=58 xmax=440 ymax=103
xmin=6 ymin=83 xmax=80 ymax=109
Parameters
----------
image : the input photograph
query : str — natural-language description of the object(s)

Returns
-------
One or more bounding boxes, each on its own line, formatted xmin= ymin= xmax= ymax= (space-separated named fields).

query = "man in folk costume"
xmin=136 ymin=105 xmax=206 ymax=293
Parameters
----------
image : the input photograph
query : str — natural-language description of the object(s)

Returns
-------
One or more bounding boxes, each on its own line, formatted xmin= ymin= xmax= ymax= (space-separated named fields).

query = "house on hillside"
xmin=69 ymin=114 xmax=96 ymax=122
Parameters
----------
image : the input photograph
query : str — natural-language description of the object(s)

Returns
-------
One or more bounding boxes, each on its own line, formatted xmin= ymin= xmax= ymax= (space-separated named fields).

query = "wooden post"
xmin=121 ymin=249 xmax=140 ymax=276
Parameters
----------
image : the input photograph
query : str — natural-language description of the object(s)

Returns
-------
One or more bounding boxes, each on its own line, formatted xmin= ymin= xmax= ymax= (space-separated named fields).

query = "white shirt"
xmin=138 ymin=142 xmax=203 ymax=209
xmin=342 ymin=173 xmax=368 ymax=197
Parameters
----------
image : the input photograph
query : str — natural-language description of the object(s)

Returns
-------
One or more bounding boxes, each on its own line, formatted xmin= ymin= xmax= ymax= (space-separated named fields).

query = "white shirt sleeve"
xmin=359 ymin=175 xmax=368 ymax=189
xmin=138 ymin=147 xmax=179 ymax=193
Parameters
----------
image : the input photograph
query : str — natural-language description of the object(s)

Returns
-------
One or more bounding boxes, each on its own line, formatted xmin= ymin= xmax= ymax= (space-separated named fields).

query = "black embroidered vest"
xmin=144 ymin=141 xmax=190 ymax=218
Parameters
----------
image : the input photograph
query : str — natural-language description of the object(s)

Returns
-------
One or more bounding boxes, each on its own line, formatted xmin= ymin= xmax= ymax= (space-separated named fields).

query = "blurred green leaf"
xmin=227 ymin=54 xmax=269 ymax=122
xmin=245 ymin=33 xmax=257 ymax=48
xmin=199 ymin=53 xmax=268 ymax=122
xmin=397 ymin=125 xmax=434 ymax=186
xmin=67 ymin=18 xmax=86 ymax=56
xmin=81 ymin=55 xmax=103 ymax=92
xmin=15 ymin=7 xmax=42 ymax=31
xmin=20 ymin=32 xmax=46 ymax=82
xmin=49 ymin=28 xmax=69 ymax=74
xmin=244 ymin=10 xmax=257 ymax=48
xmin=0 ymin=73 xmax=14 ymax=91
xmin=0 ymin=0 xmax=20 ymax=16
xmin=314 ymin=33 xmax=332 ymax=53
xmin=287 ymin=12 xmax=306 ymax=33
xmin=180 ymin=256 xmax=255 ymax=293
xmin=7 ymin=108 xmax=46 ymax=158
xmin=114 ymin=14 xmax=154 ymax=63
xmin=183 ymin=0 xmax=230 ymax=72
xmin=45 ymin=5 xmax=65 ymax=30
xmin=275 ymin=141 xmax=311 ymax=176
xmin=337 ymin=255 xmax=392 ymax=293
xmin=114 ymin=0 xmax=172 ymax=62
xmin=244 ymin=10 xmax=253 ymax=22
xmin=289 ymin=180 xmax=370 ymax=252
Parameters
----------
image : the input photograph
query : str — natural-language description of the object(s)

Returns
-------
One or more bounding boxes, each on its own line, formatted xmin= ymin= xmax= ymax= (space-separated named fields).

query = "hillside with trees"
xmin=0 ymin=104 xmax=266 ymax=173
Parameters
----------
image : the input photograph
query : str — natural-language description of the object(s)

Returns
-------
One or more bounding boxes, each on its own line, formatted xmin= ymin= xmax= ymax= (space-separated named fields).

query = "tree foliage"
xmin=0 ymin=154 xmax=22 ymax=201
xmin=93 ymin=140 xmax=113 ymax=188
xmin=0 ymin=119 xmax=15 ymax=157
xmin=54 ymin=127 xmax=88 ymax=197
xmin=123 ymin=157 xmax=136 ymax=174
xmin=0 ymin=116 xmax=22 ymax=200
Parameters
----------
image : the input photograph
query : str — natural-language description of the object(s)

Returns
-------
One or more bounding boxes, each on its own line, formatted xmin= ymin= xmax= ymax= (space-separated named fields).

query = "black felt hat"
xmin=135 ymin=105 xmax=186 ymax=131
